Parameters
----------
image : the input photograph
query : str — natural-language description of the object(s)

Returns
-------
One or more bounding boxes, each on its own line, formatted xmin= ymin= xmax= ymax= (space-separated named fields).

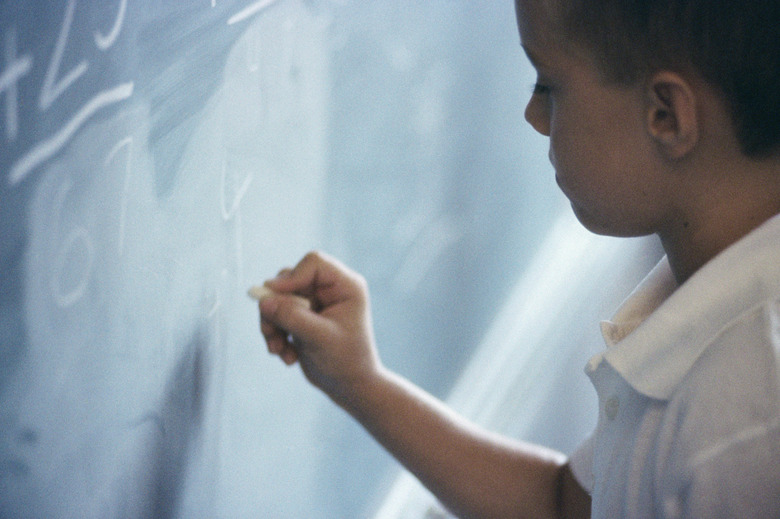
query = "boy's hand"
xmin=258 ymin=251 xmax=381 ymax=405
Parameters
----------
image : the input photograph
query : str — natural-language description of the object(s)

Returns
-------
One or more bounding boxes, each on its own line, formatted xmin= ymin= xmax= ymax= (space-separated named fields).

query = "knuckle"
xmin=303 ymin=250 xmax=324 ymax=264
xmin=349 ymin=271 xmax=369 ymax=295
xmin=353 ymin=272 xmax=368 ymax=289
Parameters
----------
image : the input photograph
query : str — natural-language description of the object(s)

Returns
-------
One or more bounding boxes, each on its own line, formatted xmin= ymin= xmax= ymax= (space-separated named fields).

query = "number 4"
xmin=1 ymin=28 xmax=32 ymax=141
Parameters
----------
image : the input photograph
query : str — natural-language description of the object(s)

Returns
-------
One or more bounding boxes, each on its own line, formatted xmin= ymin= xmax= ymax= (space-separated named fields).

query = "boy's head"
xmin=541 ymin=0 xmax=779 ymax=158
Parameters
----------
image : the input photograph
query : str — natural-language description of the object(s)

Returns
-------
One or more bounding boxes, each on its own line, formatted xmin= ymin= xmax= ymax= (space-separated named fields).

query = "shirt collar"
xmin=599 ymin=258 xmax=677 ymax=349
xmin=592 ymin=213 xmax=780 ymax=400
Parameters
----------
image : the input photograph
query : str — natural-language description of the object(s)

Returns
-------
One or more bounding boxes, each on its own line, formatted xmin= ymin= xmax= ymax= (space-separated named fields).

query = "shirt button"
xmin=605 ymin=396 xmax=620 ymax=420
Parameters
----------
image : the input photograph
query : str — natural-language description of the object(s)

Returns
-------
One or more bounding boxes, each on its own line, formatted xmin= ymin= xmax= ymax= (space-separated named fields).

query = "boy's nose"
xmin=524 ymin=96 xmax=551 ymax=136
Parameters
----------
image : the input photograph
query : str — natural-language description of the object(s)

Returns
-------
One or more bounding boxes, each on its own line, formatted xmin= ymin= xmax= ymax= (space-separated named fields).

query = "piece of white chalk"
xmin=247 ymin=285 xmax=274 ymax=301
xmin=247 ymin=285 xmax=312 ymax=309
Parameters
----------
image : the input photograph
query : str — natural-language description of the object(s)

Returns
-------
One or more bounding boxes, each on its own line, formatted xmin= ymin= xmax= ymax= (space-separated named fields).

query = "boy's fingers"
xmin=260 ymin=314 xmax=300 ymax=365
xmin=260 ymin=305 xmax=292 ymax=355
xmin=265 ymin=253 xmax=322 ymax=292
xmin=280 ymin=347 xmax=299 ymax=365
xmin=261 ymin=324 xmax=285 ymax=354
xmin=260 ymin=292 xmax=327 ymax=349
xmin=266 ymin=251 xmax=353 ymax=303
xmin=259 ymin=311 xmax=276 ymax=336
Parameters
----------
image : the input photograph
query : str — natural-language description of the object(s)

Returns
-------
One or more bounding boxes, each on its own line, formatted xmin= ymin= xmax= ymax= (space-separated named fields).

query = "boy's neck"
xmin=659 ymin=155 xmax=780 ymax=285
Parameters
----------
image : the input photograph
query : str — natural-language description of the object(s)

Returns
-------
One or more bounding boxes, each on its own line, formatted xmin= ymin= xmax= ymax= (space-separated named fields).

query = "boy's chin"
xmin=570 ymin=203 xmax=653 ymax=238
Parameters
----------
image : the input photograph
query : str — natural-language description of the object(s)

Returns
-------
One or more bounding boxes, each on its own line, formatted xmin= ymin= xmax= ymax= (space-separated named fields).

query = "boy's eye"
xmin=532 ymin=82 xmax=551 ymax=96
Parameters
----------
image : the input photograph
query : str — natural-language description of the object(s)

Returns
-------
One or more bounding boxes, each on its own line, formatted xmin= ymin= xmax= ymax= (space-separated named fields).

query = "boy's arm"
xmin=258 ymin=251 xmax=591 ymax=519
xmin=343 ymin=367 xmax=591 ymax=519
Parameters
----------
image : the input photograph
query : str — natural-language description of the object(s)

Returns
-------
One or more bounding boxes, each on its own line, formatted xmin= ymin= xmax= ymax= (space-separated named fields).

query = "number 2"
xmin=38 ymin=0 xmax=87 ymax=112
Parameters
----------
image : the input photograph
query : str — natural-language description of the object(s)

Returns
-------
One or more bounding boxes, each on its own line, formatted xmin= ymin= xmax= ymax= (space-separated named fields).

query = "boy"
xmin=258 ymin=0 xmax=780 ymax=517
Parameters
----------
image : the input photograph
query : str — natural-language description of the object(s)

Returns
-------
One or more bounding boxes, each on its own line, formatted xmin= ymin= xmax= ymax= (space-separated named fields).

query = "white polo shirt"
xmin=570 ymin=213 xmax=780 ymax=519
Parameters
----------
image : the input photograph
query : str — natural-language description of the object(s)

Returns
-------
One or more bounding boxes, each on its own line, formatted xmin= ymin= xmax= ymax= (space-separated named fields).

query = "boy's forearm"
xmin=335 ymin=367 xmax=573 ymax=519
xmin=256 ymin=252 xmax=589 ymax=517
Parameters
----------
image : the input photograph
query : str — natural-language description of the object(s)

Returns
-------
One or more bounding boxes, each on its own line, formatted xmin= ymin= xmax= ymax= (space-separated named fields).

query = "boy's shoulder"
xmin=670 ymin=293 xmax=779 ymax=442
xmin=657 ymin=291 xmax=780 ymax=515
xmin=643 ymin=214 xmax=780 ymax=513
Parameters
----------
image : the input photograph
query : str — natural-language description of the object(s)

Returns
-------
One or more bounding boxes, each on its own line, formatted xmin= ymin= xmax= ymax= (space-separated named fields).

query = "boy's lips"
xmin=554 ymin=173 xmax=566 ymax=193
xmin=553 ymin=173 xmax=575 ymax=203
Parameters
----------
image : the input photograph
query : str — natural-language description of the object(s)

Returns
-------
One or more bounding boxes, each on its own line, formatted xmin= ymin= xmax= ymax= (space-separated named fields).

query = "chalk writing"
xmin=1 ymin=28 xmax=32 ymax=142
xmin=219 ymin=159 xmax=253 ymax=222
xmin=38 ymin=0 xmax=88 ymax=112
xmin=104 ymin=136 xmax=134 ymax=255
xmin=6 ymin=0 xmax=132 ymax=186
xmin=7 ymin=0 xmax=292 ymax=187
xmin=9 ymin=82 xmax=134 ymax=186
xmin=49 ymin=178 xmax=95 ymax=308
xmin=51 ymin=227 xmax=95 ymax=308
xmin=227 ymin=0 xmax=281 ymax=26
xmin=94 ymin=0 xmax=127 ymax=51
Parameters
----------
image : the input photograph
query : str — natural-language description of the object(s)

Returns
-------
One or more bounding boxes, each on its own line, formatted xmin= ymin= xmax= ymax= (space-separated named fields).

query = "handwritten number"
xmin=39 ymin=0 xmax=88 ymax=111
xmin=1 ymin=28 xmax=32 ymax=142
xmin=219 ymin=159 xmax=253 ymax=221
xmin=94 ymin=0 xmax=127 ymax=51
xmin=49 ymin=178 xmax=95 ymax=308
xmin=105 ymin=137 xmax=134 ymax=255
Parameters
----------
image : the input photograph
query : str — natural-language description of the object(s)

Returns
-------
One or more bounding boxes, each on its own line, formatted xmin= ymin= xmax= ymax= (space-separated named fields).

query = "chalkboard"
xmin=0 ymin=2 xmax=599 ymax=517
xmin=1 ymin=1 xmax=331 ymax=516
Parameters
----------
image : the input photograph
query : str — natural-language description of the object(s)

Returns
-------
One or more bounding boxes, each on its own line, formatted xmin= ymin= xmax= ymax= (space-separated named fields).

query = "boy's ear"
xmin=646 ymin=71 xmax=699 ymax=160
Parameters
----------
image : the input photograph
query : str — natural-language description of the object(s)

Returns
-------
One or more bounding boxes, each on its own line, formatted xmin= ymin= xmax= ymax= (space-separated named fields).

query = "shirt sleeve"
xmin=671 ymin=420 xmax=780 ymax=519
xmin=568 ymin=433 xmax=595 ymax=495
